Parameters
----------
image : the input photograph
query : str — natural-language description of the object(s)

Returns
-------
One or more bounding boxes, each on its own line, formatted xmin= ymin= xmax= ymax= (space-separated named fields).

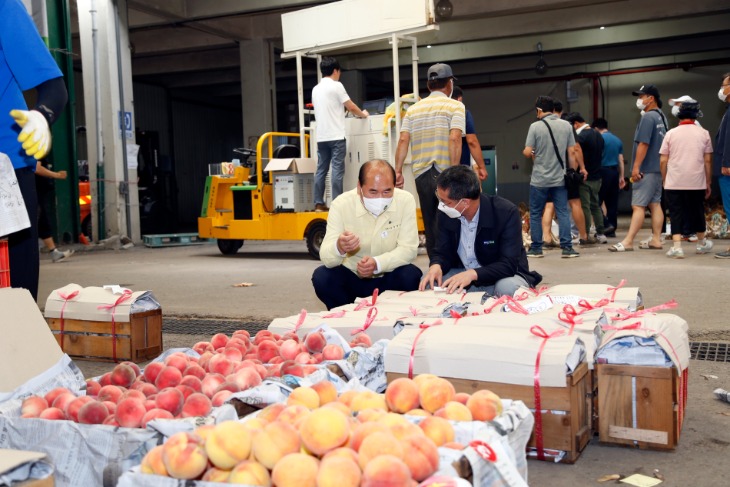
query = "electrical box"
xmin=274 ymin=174 xmax=315 ymax=212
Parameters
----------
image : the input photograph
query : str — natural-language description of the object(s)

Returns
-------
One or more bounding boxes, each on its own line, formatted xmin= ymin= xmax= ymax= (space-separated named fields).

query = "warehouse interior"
xmin=60 ymin=0 xmax=730 ymax=239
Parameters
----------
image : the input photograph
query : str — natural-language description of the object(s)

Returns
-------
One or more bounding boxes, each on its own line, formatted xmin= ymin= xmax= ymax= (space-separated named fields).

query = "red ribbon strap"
xmin=321 ymin=309 xmax=345 ymax=319
xmin=607 ymin=279 xmax=626 ymax=302
xmin=449 ymin=309 xmax=463 ymax=322
xmin=505 ymin=296 xmax=529 ymax=315
xmin=436 ymin=298 xmax=449 ymax=306
xmin=294 ymin=309 xmax=307 ymax=331
xmin=483 ymin=295 xmax=509 ymax=314
xmin=96 ymin=290 xmax=133 ymax=362
xmin=407 ymin=320 xmax=443 ymax=378
xmin=557 ymin=311 xmax=583 ymax=335
xmin=409 ymin=306 xmax=420 ymax=316
xmin=600 ymin=321 xmax=642 ymax=332
xmin=529 ymin=325 xmax=565 ymax=461
xmin=351 ymin=307 xmax=378 ymax=335
xmin=608 ymin=299 xmax=678 ymax=322
xmin=56 ymin=290 xmax=79 ymax=352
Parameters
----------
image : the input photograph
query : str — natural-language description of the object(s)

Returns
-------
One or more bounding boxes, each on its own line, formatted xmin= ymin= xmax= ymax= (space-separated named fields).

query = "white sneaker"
xmin=666 ymin=247 xmax=684 ymax=259
xmin=696 ymin=239 xmax=714 ymax=254
xmin=595 ymin=233 xmax=608 ymax=244
xmin=51 ymin=249 xmax=74 ymax=263
xmin=688 ymin=234 xmax=699 ymax=242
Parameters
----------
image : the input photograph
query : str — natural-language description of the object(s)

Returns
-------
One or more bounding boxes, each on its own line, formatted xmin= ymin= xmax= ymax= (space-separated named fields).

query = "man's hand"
xmin=706 ymin=185 xmax=712 ymax=200
xmin=395 ymin=170 xmax=404 ymax=189
xmin=360 ymin=109 xmax=369 ymax=118
xmin=631 ymin=168 xmax=642 ymax=181
xmin=722 ymin=167 xmax=730 ymax=176
xmin=10 ymin=109 xmax=51 ymax=159
xmin=337 ymin=230 xmax=360 ymax=254
xmin=442 ymin=269 xmax=477 ymax=294
xmin=475 ymin=166 xmax=487 ymax=181
xmin=56 ymin=170 xmax=67 ymax=180
xmin=618 ymin=177 xmax=626 ymax=189
xmin=419 ymin=264 xmax=443 ymax=291
xmin=579 ymin=168 xmax=588 ymax=181
xmin=356 ymin=256 xmax=377 ymax=278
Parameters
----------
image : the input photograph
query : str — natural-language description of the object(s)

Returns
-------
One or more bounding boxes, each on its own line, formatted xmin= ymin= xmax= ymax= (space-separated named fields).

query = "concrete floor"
xmin=36 ymin=229 xmax=730 ymax=485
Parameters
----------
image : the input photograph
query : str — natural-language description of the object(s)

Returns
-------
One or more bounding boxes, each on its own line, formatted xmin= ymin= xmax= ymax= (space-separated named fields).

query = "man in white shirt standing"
xmin=311 ymin=57 xmax=369 ymax=212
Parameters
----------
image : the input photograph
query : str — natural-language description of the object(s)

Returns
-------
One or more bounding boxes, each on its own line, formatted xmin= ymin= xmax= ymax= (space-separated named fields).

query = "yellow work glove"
xmin=10 ymin=109 xmax=52 ymax=160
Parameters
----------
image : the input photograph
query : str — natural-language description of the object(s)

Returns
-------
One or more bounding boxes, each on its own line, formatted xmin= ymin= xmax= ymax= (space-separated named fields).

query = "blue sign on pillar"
xmin=118 ymin=111 xmax=133 ymax=139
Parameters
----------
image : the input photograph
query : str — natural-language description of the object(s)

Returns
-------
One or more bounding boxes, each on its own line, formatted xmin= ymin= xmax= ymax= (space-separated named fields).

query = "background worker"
xmin=2 ymin=0 xmax=68 ymax=300
xmin=451 ymin=86 xmax=488 ymax=181
xmin=312 ymin=159 xmax=421 ymax=309
xmin=311 ymin=56 xmax=369 ymax=212
xmin=35 ymin=160 xmax=73 ymax=263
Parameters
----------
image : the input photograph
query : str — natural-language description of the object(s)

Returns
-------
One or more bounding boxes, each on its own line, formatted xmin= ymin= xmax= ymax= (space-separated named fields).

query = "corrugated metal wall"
xmin=171 ymin=99 xmax=243 ymax=229
xmin=133 ymin=83 xmax=171 ymax=156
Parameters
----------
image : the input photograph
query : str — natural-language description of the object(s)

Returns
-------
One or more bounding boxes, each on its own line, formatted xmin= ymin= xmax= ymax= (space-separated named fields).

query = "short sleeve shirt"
xmin=525 ymin=114 xmax=575 ymax=187
xmin=311 ymin=77 xmax=351 ymax=142
xmin=459 ymin=109 xmax=476 ymax=166
xmin=631 ymin=109 xmax=668 ymax=174
xmin=659 ymin=123 xmax=713 ymax=190
xmin=0 ymin=0 xmax=63 ymax=169
xmin=601 ymin=131 xmax=623 ymax=167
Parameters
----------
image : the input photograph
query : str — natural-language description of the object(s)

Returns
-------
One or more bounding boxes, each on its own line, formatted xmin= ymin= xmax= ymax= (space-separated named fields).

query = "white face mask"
xmin=719 ymin=88 xmax=728 ymax=102
xmin=636 ymin=98 xmax=646 ymax=110
xmin=438 ymin=200 xmax=465 ymax=219
xmin=362 ymin=196 xmax=392 ymax=216
xmin=671 ymin=105 xmax=680 ymax=117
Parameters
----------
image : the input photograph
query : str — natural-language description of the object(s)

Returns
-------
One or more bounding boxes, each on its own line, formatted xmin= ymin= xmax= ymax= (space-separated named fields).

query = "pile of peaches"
xmin=139 ymin=374 xmax=502 ymax=486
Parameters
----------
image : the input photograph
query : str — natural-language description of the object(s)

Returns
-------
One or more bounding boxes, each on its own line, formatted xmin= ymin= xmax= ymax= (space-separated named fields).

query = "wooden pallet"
xmin=142 ymin=233 xmax=208 ymax=247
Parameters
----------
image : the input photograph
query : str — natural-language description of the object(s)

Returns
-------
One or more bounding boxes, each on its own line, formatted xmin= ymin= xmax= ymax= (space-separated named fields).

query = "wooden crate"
xmin=597 ymin=364 xmax=686 ymax=450
xmin=387 ymin=361 xmax=593 ymax=463
xmin=46 ymin=309 xmax=162 ymax=363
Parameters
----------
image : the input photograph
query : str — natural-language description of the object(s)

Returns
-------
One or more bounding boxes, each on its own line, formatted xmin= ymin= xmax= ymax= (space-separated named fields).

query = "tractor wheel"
xmin=306 ymin=222 xmax=327 ymax=259
xmin=217 ymin=239 xmax=243 ymax=255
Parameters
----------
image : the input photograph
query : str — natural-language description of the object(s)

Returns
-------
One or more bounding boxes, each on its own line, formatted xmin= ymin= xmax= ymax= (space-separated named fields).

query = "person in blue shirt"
xmin=592 ymin=118 xmax=625 ymax=236
xmin=716 ymin=72 xmax=730 ymax=259
xmin=1 ymin=0 xmax=68 ymax=300
xmin=452 ymin=86 xmax=488 ymax=181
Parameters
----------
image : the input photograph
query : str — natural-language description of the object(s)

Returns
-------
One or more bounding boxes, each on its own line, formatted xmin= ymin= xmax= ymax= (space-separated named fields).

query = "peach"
xmin=276 ymin=404 xmax=310 ymax=428
xmin=233 ymin=329 xmax=251 ymax=341
xmin=230 ymin=367 xmax=262 ymax=391
xmin=227 ymin=338 xmax=249 ymax=355
xmin=85 ymin=380 xmax=101 ymax=396
xmin=182 ymin=364 xmax=206 ymax=380
xmin=466 ymin=389 xmax=503 ymax=421
xmin=21 ymin=396 xmax=48 ymax=418
xmin=412 ymin=374 xmax=438 ymax=388
xmin=133 ymin=382 xmax=158 ymax=397
xmin=205 ymin=421 xmax=253 ymax=469
xmin=103 ymin=401 xmax=117 ymax=416
xmin=201 ymin=373 xmax=226 ymax=398
xmin=201 ymin=466 xmax=230 ymax=483
xmin=442 ymin=441 xmax=466 ymax=450
xmin=322 ymin=344 xmax=345 ymax=361
xmin=207 ymin=354 xmax=234 ymax=376
xmin=103 ymin=415 xmax=119 ymax=426
xmin=98 ymin=372 xmax=112 ymax=387
xmin=144 ymin=399 xmax=156 ymax=411
xmin=143 ymin=362 xmax=165 ymax=384
xmin=317 ymin=456 xmax=361 ymax=487
xmin=242 ymin=417 xmax=269 ymax=435
xmin=164 ymin=352 xmax=190 ymax=372
xmin=348 ymin=421 xmax=389 ymax=452
xmin=155 ymin=366 xmax=182 ymax=389
xmin=65 ymin=395 xmax=94 ymax=422
xmin=182 ymin=392 xmax=212 ymax=418
xmin=418 ymin=416 xmax=455 ymax=446
xmin=224 ymin=346 xmax=243 ymax=362
xmin=311 ymin=353 xmax=323 ymax=364
xmin=322 ymin=400 xmax=351 ymax=417
xmin=252 ymin=420 xmax=301 ymax=470
xmin=304 ymin=331 xmax=327 ymax=353
xmin=385 ymin=377 xmax=421 ymax=413
xmin=295 ymin=352 xmax=311 ymax=364
xmin=120 ymin=361 xmax=141 ymax=377
xmin=122 ymin=389 xmax=146 ymax=402
xmin=361 ymin=454 xmax=411 ymax=487
xmin=358 ymin=431 xmax=404 ymax=469
xmin=175 ymin=384 xmax=195 ymax=400
xmin=97 ymin=385 xmax=124 ymax=403
xmin=434 ymin=401 xmax=473 ymax=422
xmin=280 ymin=360 xmax=304 ymax=377
xmin=258 ymin=402 xmax=286 ymax=422
xmin=454 ymin=392 xmax=470 ymax=405
xmin=271 ymin=453 xmax=319 ymax=487
xmin=140 ymin=445 xmax=168 ymax=476
xmin=162 ymin=432 xmax=208 ymax=479
xmin=300 ymin=407 xmax=350 ymax=456
xmin=399 ymin=434 xmax=439 ymax=481
xmin=210 ymin=333 xmax=230 ymax=350
xmin=268 ymin=356 xmax=284 ymax=365
xmin=44 ymin=387 xmax=71 ymax=406
xmin=141 ymin=408 xmax=174 ymax=428
xmin=280 ymin=339 xmax=300 ymax=361
xmin=115 ymin=397 xmax=147 ymax=428
xmin=357 ymin=408 xmax=388 ymax=423
xmin=155 ymin=387 xmax=184 ymax=416
xmin=418 ymin=377 xmax=455 ymax=413
xmin=39 ymin=407 xmax=66 ymax=420
xmin=257 ymin=341 xmax=280 ymax=364
xmin=192 ymin=341 xmax=214 ymax=355
xmin=287 ymin=386 xmax=320 ymax=409
xmin=337 ymin=390 xmax=359 ymax=408
xmin=350 ymin=391 xmax=387 ymax=413
xmin=110 ymin=364 xmax=137 ymax=388
xmin=228 ymin=460 xmax=272 ymax=486
xmin=254 ymin=330 xmax=274 ymax=345
xmin=211 ymin=390 xmax=234 ymax=407
xmin=193 ymin=424 xmax=216 ymax=442
xmin=405 ymin=408 xmax=431 ymax=417
xmin=51 ymin=392 xmax=77 ymax=412
xmin=311 ymin=380 xmax=338 ymax=405
xmin=323 ymin=447 xmax=359 ymax=464
xmin=350 ymin=333 xmax=372 ymax=348
xmin=198 ymin=351 xmax=213 ymax=371
xmin=215 ymin=381 xmax=241 ymax=394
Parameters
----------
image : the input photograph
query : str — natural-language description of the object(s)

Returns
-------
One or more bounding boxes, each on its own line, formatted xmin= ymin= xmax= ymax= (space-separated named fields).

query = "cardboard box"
xmin=268 ymin=309 xmax=402 ymax=342
xmin=43 ymin=284 xmax=162 ymax=363
xmin=262 ymin=157 xmax=317 ymax=173
xmin=597 ymin=364 xmax=687 ymax=450
xmin=0 ymin=449 xmax=54 ymax=487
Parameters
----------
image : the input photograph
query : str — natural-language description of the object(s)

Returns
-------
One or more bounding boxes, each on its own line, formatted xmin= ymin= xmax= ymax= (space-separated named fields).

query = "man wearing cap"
xmin=395 ymin=63 xmax=465 ymax=258
xmin=609 ymin=84 xmax=668 ymax=252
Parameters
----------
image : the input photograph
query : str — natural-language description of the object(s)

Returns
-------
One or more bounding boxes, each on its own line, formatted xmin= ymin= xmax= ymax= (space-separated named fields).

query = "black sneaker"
xmin=561 ymin=248 xmax=580 ymax=258
xmin=527 ymin=248 xmax=544 ymax=258
xmin=715 ymin=251 xmax=730 ymax=259
xmin=578 ymin=236 xmax=597 ymax=246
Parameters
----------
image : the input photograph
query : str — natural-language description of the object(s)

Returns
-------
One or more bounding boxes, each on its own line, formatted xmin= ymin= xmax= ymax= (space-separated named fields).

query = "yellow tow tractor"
xmin=198 ymin=132 xmax=328 ymax=258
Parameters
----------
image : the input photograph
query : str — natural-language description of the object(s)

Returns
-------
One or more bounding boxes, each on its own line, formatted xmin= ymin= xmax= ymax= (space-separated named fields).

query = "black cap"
xmin=632 ymin=84 xmax=660 ymax=98
xmin=427 ymin=63 xmax=456 ymax=80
